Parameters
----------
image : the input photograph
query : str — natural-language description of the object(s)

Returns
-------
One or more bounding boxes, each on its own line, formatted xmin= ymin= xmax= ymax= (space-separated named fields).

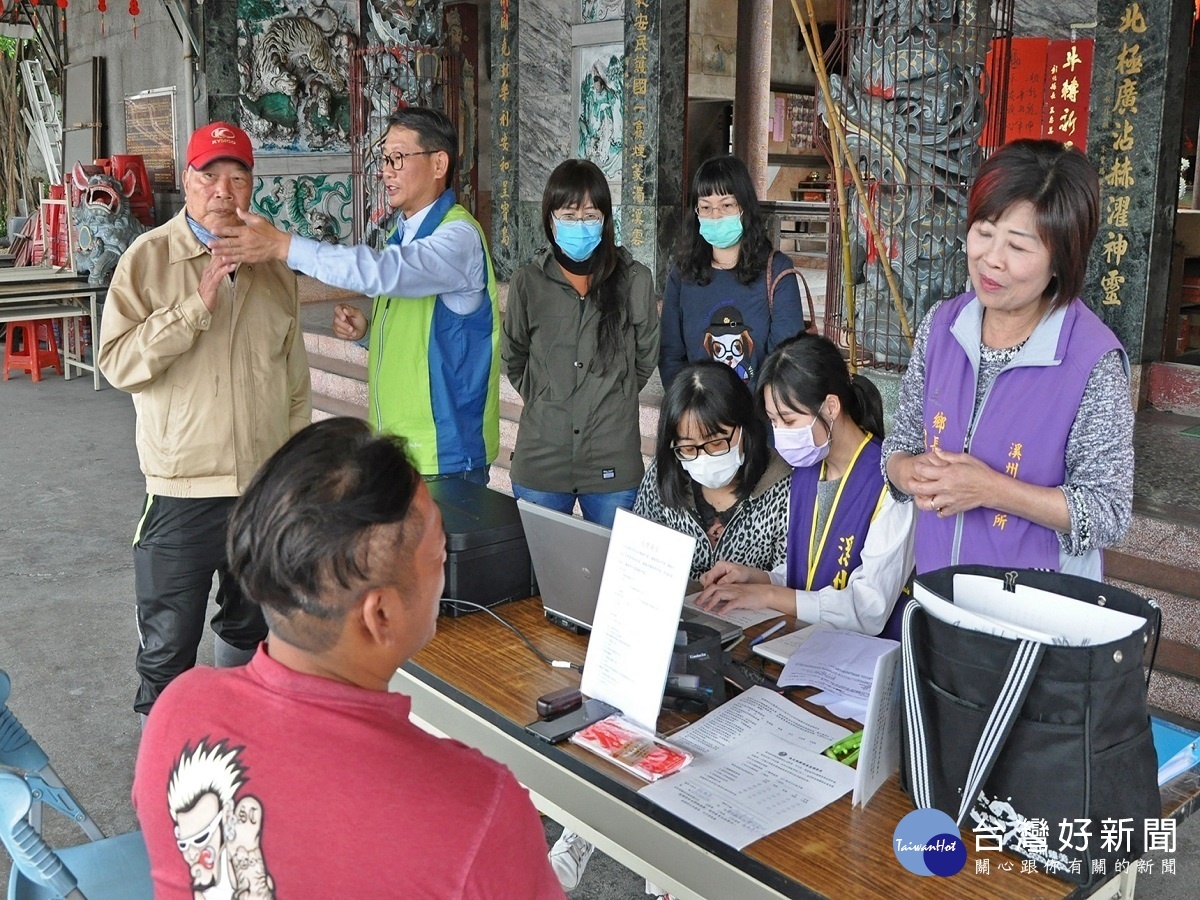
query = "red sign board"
xmin=1043 ymin=39 xmax=1094 ymax=150
xmin=982 ymin=37 xmax=1094 ymax=152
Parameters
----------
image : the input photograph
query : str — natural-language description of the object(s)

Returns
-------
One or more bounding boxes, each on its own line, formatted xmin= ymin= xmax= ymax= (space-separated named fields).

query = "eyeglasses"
xmin=672 ymin=431 xmax=737 ymax=461
xmin=554 ymin=213 xmax=604 ymax=227
xmin=695 ymin=200 xmax=741 ymax=219
xmin=379 ymin=149 xmax=438 ymax=171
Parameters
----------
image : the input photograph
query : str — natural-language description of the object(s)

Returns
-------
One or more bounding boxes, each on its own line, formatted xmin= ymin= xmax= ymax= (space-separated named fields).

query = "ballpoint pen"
xmin=750 ymin=619 xmax=787 ymax=647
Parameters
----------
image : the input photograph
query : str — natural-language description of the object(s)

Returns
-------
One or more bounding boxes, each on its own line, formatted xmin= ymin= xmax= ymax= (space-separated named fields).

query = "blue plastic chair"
xmin=0 ymin=670 xmax=151 ymax=900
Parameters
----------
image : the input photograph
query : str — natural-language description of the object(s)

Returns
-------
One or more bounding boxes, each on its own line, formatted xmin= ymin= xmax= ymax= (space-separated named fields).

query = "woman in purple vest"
xmin=881 ymin=140 xmax=1133 ymax=579
xmin=692 ymin=335 xmax=915 ymax=636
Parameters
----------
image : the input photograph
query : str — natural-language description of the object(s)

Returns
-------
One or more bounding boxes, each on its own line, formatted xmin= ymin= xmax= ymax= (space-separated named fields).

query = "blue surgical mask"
xmin=698 ymin=214 xmax=744 ymax=250
xmin=553 ymin=218 xmax=603 ymax=261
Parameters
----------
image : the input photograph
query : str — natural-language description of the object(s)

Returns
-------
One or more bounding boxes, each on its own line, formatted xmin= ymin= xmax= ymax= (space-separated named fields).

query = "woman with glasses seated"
xmin=659 ymin=155 xmax=807 ymax=391
xmin=548 ymin=359 xmax=790 ymax=891
xmin=502 ymin=159 xmax=660 ymax=527
xmin=633 ymin=360 xmax=792 ymax=580
xmin=692 ymin=335 xmax=915 ymax=637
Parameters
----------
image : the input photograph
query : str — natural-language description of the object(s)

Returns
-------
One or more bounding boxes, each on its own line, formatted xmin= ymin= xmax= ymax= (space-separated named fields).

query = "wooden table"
xmin=0 ymin=276 xmax=105 ymax=389
xmin=391 ymin=597 xmax=1200 ymax=900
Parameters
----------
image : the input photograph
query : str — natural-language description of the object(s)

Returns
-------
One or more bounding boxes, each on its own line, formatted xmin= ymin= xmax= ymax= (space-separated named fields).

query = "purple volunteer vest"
xmin=915 ymin=292 xmax=1122 ymax=574
xmin=786 ymin=435 xmax=886 ymax=595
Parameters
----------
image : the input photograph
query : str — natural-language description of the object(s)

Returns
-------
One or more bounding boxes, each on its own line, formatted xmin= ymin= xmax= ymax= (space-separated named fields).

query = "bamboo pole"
xmin=790 ymin=0 xmax=914 ymax=352
xmin=793 ymin=4 xmax=857 ymax=368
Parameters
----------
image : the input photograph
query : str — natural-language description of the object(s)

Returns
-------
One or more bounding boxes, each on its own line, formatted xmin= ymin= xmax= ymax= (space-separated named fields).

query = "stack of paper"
xmin=776 ymin=628 xmax=899 ymax=723
xmin=914 ymin=574 xmax=1146 ymax=647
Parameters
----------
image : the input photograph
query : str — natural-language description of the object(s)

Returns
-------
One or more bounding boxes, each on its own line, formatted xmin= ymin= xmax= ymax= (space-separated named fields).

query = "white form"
xmin=581 ymin=508 xmax=696 ymax=731
xmin=668 ymin=685 xmax=851 ymax=756
xmin=640 ymin=734 xmax=857 ymax=849
xmin=777 ymin=628 xmax=898 ymax=701
xmin=751 ymin=622 xmax=825 ymax=665
xmin=682 ymin=593 xmax=781 ymax=629
xmin=853 ymin=645 xmax=901 ymax=808
xmin=807 ymin=691 xmax=867 ymax=722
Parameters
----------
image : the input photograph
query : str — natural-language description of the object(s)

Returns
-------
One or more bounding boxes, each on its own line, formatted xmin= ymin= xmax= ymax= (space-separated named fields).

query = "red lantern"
xmin=56 ymin=0 xmax=66 ymax=9
xmin=98 ymin=0 xmax=106 ymax=8
xmin=129 ymin=0 xmax=138 ymax=11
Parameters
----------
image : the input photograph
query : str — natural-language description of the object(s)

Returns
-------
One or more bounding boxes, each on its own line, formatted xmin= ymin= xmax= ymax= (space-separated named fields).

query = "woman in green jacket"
xmin=502 ymin=159 xmax=660 ymax=527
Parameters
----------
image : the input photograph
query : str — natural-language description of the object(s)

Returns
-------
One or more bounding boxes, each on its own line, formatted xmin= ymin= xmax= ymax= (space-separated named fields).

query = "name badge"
xmin=602 ymin=468 xmax=615 ymax=480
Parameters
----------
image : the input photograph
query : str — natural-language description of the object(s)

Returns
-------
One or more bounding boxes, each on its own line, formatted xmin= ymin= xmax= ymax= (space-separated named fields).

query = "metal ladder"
xmin=20 ymin=60 xmax=62 ymax=184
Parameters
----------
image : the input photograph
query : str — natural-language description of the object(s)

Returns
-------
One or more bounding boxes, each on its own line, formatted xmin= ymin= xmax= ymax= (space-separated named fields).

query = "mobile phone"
xmin=536 ymin=686 xmax=583 ymax=719
xmin=525 ymin=698 xmax=619 ymax=744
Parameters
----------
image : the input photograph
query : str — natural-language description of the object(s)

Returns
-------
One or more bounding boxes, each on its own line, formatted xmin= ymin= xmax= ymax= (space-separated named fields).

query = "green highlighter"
xmin=823 ymin=730 xmax=863 ymax=767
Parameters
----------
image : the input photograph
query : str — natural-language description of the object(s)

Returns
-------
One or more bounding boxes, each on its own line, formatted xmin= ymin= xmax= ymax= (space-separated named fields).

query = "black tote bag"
xmin=901 ymin=565 xmax=1161 ymax=887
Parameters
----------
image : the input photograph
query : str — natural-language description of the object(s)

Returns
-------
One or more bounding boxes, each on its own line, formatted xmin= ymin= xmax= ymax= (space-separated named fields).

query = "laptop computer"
xmin=517 ymin=500 xmax=744 ymax=645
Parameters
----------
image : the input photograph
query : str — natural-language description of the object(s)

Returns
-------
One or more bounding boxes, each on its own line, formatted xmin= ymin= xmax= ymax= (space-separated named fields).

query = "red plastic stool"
xmin=3 ymin=319 xmax=63 ymax=382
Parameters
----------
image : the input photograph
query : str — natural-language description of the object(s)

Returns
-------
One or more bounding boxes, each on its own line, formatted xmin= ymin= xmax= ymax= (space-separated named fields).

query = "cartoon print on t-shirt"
xmin=703 ymin=304 xmax=755 ymax=384
xmin=167 ymin=740 xmax=275 ymax=900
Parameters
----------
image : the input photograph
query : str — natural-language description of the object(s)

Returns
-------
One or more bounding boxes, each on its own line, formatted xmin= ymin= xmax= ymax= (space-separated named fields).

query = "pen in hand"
xmin=749 ymin=620 xmax=787 ymax=647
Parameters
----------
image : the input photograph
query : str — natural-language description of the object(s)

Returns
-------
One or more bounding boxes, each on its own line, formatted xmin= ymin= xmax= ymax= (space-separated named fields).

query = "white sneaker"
xmin=549 ymin=828 xmax=595 ymax=891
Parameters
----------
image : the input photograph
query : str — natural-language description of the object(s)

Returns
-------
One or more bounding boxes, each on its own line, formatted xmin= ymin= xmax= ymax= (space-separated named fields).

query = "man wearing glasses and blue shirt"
xmin=213 ymin=107 xmax=499 ymax=483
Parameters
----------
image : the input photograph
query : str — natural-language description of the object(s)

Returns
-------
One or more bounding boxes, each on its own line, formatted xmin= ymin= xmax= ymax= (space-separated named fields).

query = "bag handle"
xmin=903 ymin=602 xmax=1046 ymax=826
xmin=766 ymin=250 xmax=819 ymax=335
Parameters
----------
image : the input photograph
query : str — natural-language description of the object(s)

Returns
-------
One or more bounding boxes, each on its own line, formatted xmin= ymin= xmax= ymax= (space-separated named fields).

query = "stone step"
xmin=303 ymin=331 xmax=368 ymax=367
xmin=1106 ymin=513 xmax=1200 ymax=722
xmin=312 ymin=393 xmax=367 ymax=422
xmin=308 ymin=351 xmax=369 ymax=409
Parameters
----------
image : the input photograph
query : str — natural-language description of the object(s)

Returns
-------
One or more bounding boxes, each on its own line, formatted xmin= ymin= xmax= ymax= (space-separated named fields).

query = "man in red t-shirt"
xmin=133 ymin=418 xmax=564 ymax=899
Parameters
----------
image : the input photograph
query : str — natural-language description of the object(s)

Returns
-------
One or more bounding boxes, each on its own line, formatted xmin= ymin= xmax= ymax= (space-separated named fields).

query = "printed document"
xmin=669 ymin=685 xmax=851 ymax=755
xmin=581 ymin=509 xmax=695 ymax=731
xmin=639 ymin=687 xmax=855 ymax=848
xmin=853 ymin=645 xmax=901 ymax=808
xmin=777 ymin=628 xmax=899 ymax=701
xmin=751 ymin=622 xmax=825 ymax=665
xmin=640 ymin=734 xmax=856 ymax=849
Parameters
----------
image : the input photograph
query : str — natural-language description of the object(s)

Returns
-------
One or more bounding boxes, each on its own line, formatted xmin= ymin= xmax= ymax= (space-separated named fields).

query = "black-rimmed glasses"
xmin=671 ymin=434 xmax=736 ymax=461
xmin=379 ymin=149 xmax=438 ymax=171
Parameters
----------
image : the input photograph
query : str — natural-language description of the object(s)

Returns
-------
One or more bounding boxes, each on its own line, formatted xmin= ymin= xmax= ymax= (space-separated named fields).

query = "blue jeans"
xmin=511 ymin=483 xmax=638 ymax=529
xmin=424 ymin=465 xmax=490 ymax=486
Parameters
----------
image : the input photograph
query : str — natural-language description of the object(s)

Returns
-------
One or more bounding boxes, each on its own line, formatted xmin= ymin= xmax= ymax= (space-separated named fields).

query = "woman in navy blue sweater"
xmin=659 ymin=155 xmax=808 ymax=390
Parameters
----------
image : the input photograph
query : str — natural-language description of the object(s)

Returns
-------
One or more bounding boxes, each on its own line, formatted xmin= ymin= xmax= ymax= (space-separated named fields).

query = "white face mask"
xmin=679 ymin=442 xmax=745 ymax=489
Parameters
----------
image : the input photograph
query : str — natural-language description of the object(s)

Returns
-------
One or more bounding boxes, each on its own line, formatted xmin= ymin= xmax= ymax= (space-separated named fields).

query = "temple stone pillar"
xmin=732 ymin=0 xmax=772 ymax=194
xmin=1084 ymin=0 xmax=1193 ymax=377
xmin=491 ymin=0 xmax=684 ymax=285
xmin=622 ymin=0 xmax=688 ymax=287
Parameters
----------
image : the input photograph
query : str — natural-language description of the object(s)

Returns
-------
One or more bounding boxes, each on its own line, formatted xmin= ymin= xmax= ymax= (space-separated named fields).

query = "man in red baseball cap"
xmin=185 ymin=121 xmax=255 ymax=171
xmin=98 ymin=120 xmax=311 ymax=722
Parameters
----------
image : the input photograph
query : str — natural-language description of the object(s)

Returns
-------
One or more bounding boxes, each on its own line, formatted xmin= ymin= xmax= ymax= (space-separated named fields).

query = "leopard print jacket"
xmin=633 ymin=452 xmax=793 ymax=580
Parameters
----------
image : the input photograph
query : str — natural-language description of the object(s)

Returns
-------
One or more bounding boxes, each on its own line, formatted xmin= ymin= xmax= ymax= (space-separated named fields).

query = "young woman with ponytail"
xmin=501 ymin=159 xmax=660 ymax=526
xmin=693 ymin=333 xmax=915 ymax=638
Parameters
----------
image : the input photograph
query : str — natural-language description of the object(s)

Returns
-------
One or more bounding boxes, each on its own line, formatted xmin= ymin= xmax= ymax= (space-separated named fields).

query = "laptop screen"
xmin=516 ymin=500 xmax=742 ymax=644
